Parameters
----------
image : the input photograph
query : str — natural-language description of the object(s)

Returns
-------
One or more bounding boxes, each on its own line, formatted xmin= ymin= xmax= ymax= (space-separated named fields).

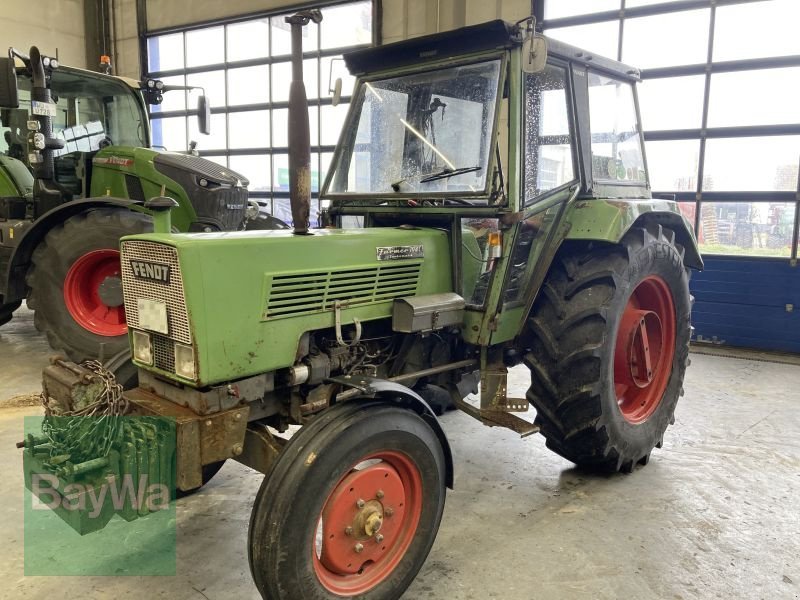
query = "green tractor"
xmin=26 ymin=14 xmax=702 ymax=599
xmin=0 ymin=46 xmax=286 ymax=362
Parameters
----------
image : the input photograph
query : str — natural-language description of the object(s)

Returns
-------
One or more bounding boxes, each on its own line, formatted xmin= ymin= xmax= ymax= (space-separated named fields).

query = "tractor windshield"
xmin=0 ymin=68 xmax=148 ymax=166
xmin=326 ymin=59 xmax=502 ymax=197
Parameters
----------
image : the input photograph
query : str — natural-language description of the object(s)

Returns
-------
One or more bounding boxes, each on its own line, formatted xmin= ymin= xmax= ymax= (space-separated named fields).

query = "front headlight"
xmin=132 ymin=330 xmax=153 ymax=365
xmin=174 ymin=343 xmax=196 ymax=380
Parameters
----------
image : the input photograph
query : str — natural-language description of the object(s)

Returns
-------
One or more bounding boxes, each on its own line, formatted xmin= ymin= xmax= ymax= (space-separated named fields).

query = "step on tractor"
xmin=23 ymin=14 xmax=702 ymax=600
xmin=0 ymin=46 xmax=287 ymax=363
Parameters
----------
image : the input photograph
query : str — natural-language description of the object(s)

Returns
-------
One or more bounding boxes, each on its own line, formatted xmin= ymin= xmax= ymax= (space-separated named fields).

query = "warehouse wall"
xmin=4 ymin=0 xmax=87 ymax=68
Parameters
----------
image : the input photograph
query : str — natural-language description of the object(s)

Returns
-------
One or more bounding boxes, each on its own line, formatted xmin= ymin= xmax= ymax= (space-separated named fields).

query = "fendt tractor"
xmin=22 ymin=13 xmax=702 ymax=599
xmin=0 ymin=46 xmax=285 ymax=364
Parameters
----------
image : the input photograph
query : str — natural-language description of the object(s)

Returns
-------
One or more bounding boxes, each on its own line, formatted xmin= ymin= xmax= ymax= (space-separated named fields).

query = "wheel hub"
xmin=319 ymin=464 xmax=405 ymax=574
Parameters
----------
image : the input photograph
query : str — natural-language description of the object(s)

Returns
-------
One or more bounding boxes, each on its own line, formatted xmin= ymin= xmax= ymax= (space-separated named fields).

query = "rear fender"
xmin=331 ymin=376 xmax=455 ymax=489
xmin=2 ymin=198 xmax=145 ymax=301
xmin=564 ymin=199 xmax=703 ymax=270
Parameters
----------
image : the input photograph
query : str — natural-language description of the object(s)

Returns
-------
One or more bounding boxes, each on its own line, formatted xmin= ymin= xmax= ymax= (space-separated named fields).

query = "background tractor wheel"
xmin=26 ymin=208 xmax=152 ymax=362
xmin=523 ymin=224 xmax=692 ymax=473
xmin=249 ymin=401 xmax=446 ymax=599
xmin=0 ymin=300 xmax=22 ymax=327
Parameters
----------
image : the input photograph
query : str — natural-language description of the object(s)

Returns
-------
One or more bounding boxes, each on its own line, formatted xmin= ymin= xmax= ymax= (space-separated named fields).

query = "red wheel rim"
xmin=312 ymin=451 xmax=423 ymax=596
xmin=63 ymin=249 xmax=127 ymax=337
xmin=613 ymin=276 xmax=676 ymax=424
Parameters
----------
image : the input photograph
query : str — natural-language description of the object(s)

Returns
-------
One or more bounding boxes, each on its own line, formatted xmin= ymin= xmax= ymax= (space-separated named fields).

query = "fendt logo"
xmin=130 ymin=260 xmax=171 ymax=284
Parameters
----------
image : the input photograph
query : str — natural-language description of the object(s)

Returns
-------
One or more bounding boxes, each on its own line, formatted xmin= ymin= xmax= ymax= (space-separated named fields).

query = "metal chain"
xmin=40 ymin=360 xmax=128 ymax=466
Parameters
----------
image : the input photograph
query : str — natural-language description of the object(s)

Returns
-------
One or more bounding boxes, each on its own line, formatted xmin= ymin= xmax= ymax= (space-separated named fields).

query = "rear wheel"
xmin=248 ymin=401 xmax=446 ymax=599
xmin=26 ymin=208 xmax=151 ymax=361
xmin=0 ymin=300 xmax=22 ymax=327
xmin=523 ymin=224 xmax=692 ymax=472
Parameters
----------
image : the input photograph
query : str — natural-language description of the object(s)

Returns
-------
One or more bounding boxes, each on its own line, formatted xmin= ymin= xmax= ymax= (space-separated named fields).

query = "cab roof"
xmin=344 ymin=19 xmax=640 ymax=81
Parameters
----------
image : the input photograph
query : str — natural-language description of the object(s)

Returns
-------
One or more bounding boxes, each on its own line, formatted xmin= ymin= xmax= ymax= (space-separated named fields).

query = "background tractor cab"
xmin=0 ymin=46 xmax=285 ymax=364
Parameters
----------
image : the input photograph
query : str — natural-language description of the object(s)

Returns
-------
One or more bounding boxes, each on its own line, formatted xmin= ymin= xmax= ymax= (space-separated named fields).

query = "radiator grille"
xmin=264 ymin=262 xmax=422 ymax=319
xmin=121 ymin=241 xmax=192 ymax=345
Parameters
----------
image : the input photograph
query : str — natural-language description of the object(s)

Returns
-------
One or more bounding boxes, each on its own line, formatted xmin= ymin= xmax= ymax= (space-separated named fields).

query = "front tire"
xmin=524 ymin=224 xmax=692 ymax=472
xmin=248 ymin=401 xmax=446 ymax=599
xmin=26 ymin=208 xmax=151 ymax=361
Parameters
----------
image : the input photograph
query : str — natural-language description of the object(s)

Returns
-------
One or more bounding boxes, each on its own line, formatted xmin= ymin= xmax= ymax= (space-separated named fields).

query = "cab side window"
xmin=523 ymin=65 xmax=575 ymax=204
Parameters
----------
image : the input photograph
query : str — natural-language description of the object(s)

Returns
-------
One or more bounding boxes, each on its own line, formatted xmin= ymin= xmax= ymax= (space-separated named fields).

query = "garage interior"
xmin=1 ymin=1 xmax=798 ymax=599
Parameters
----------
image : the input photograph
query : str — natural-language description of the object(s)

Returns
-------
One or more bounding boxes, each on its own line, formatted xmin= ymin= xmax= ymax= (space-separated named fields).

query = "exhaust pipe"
xmin=285 ymin=9 xmax=322 ymax=235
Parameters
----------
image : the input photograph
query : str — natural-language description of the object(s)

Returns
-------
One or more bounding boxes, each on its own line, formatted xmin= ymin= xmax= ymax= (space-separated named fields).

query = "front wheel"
xmin=248 ymin=401 xmax=446 ymax=599
xmin=0 ymin=300 xmax=22 ymax=328
xmin=524 ymin=224 xmax=692 ymax=472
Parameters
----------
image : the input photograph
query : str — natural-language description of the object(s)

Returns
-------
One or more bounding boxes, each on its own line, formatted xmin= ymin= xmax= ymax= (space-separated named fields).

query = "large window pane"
xmin=186 ymin=26 xmax=224 ymax=67
xmin=698 ymin=202 xmax=795 ymax=257
xmin=638 ymin=75 xmax=705 ymax=131
xmin=151 ymin=117 xmax=186 ymax=152
xmin=229 ymin=111 xmax=270 ymax=149
xmin=626 ymin=0 xmax=695 ymax=6
xmin=645 ymin=140 xmax=700 ymax=191
xmin=271 ymin=62 xmax=292 ymax=102
xmin=622 ymin=10 xmax=709 ymax=69
xmin=148 ymin=33 xmax=183 ymax=72
xmin=588 ymin=72 xmax=646 ymax=183
xmin=321 ymin=1 xmax=372 ymax=49
xmin=226 ymin=19 xmax=269 ymax=62
xmin=548 ymin=21 xmax=619 ymax=59
xmin=703 ymin=136 xmax=800 ymax=192
xmin=187 ymin=70 xmax=226 ymax=111
xmin=228 ymin=66 xmax=269 ymax=106
xmin=189 ymin=113 xmax=226 ymax=151
xmin=271 ymin=17 xmax=318 ymax=56
xmin=544 ymin=0 xmax=619 ymax=19
xmin=714 ymin=0 xmax=800 ymax=61
xmin=320 ymin=104 xmax=349 ymax=145
xmin=708 ymin=68 xmax=800 ymax=128
xmin=230 ymin=155 xmax=270 ymax=192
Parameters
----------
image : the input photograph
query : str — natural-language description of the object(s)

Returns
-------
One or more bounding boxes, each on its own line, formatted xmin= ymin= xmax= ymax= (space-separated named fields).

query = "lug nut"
xmin=344 ymin=526 xmax=353 ymax=536
xmin=205 ymin=420 xmax=212 ymax=427
xmin=376 ymin=490 xmax=384 ymax=499
xmin=354 ymin=543 xmax=364 ymax=553
xmin=356 ymin=498 xmax=365 ymax=508
xmin=231 ymin=443 xmax=243 ymax=456
xmin=384 ymin=507 xmax=394 ymax=517
xmin=375 ymin=533 xmax=384 ymax=543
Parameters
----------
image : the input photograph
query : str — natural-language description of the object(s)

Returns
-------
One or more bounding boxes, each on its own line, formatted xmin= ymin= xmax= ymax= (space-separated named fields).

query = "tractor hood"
xmin=119 ymin=227 xmax=454 ymax=386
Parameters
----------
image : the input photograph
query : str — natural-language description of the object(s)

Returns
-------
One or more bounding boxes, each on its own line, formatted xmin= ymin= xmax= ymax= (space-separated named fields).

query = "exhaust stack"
xmin=285 ymin=9 xmax=322 ymax=235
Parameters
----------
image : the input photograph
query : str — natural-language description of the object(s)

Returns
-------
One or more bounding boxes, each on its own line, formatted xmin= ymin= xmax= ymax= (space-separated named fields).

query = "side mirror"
xmin=521 ymin=35 xmax=548 ymax=74
xmin=331 ymin=77 xmax=342 ymax=107
xmin=0 ymin=56 xmax=19 ymax=108
xmin=197 ymin=94 xmax=211 ymax=135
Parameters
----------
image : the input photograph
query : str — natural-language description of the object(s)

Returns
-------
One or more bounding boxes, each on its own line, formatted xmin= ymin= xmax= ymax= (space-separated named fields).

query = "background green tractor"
xmin=28 ymin=15 xmax=702 ymax=599
xmin=0 ymin=46 xmax=287 ymax=362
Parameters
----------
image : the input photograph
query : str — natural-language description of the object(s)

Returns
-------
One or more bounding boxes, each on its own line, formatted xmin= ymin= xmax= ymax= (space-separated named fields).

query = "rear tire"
xmin=0 ymin=300 xmax=22 ymax=327
xmin=26 ymin=208 xmax=151 ymax=361
xmin=523 ymin=224 xmax=692 ymax=472
xmin=248 ymin=401 xmax=446 ymax=599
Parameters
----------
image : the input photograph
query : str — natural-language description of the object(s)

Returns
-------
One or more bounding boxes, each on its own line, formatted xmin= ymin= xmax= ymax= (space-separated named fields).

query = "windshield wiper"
xmin=391 ymin=165 xmax=482 ymax=191
xmin=419 ymin=165 xmax=482 ymax=183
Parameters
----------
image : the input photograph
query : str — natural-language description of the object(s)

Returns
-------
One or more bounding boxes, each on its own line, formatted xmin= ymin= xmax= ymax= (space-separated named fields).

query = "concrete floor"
xmin=1 ymin=304 xmax=799 ymax=599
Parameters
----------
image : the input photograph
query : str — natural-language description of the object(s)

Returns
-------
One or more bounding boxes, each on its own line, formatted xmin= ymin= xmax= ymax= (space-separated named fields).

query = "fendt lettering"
xmin=130 ymin=261 xmax=171 ymax=284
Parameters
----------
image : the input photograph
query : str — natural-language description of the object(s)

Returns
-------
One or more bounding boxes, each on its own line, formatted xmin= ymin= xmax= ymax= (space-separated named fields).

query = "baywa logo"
xmin=30 ymin=473 xmax=170 ymax=518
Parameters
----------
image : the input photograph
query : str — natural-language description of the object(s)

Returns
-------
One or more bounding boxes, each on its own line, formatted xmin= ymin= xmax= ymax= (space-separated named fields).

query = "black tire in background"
xmin=26 ymin=208 xmax=151 ymax=362
xmin=249 ymin=401 xmax=446 ymax=599
xmin=523 ymin=224 xmax=692 ymax=473
xmin=0 ymin=300 xmax=22 ymax=328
